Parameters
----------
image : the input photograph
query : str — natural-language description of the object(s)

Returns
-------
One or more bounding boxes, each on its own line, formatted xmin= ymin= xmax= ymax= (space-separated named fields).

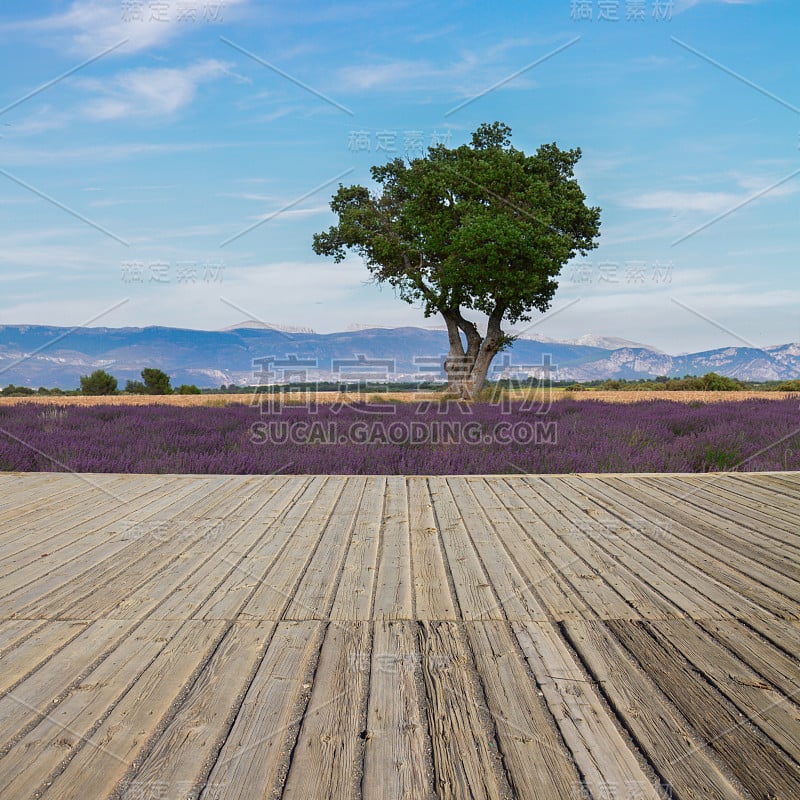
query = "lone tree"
xmin=125 ymin=368 xmax=172 ymax=395
xmin=312 ymin=122 xmax=601 ymax=398
xmin=79 ymin=369 xmax=118 ymax=395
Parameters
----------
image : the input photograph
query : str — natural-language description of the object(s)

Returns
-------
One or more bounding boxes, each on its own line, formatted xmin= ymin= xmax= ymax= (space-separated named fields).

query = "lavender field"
xmin=0 ymin=397 xmax=797 ymax=475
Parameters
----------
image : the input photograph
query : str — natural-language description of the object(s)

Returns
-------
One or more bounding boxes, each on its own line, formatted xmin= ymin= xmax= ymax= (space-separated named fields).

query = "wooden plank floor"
xmin=0 ymin=471 xmax=798 ymax=800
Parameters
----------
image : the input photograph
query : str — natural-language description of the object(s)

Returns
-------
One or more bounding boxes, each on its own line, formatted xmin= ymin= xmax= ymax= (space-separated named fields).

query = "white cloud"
xmin=0 ymin=257 xmax=430 ymax=333
xmin=80 ymin=60 xmax=230 ymax=121
xmin=336 ymin=39 xmax=543 ymax=95
xmin=729 ymin=170 xmax=800 ymax=197
xmin=519 ymin=285 xmax=796 ymax=353
xmin=248 ymin=205 xmax=330 ymax=222
xmin=9 ymin=0 xmax=249 ymax=56
xmin=0 ymin=140 xmax=232 ymax=167
xmin=625 ymin=190 xmax=741 ymax=213
xmin=338 ymin=59 xmax=461 ymax=92
xmin=625 ymin=169 xmax=800 ymax=214
xmin=1 ymin=107 xmax=70 ymax=136
xmin=676 ymin=0 xmax=758 ymax=10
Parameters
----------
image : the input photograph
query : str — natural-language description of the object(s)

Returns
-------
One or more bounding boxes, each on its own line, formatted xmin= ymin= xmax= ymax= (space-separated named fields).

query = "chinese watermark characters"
xmin=569 ymin=260 xmax=673 ymax=286
xmin=120 ymin=1 xmax=226 ymax=23
xmin=347 ymin=129 xmax=453 ymax=156
xmin=121 ymin=260 xmax=225 ymax=284
xmin=569 ymin=0 xmax=674 ymax=22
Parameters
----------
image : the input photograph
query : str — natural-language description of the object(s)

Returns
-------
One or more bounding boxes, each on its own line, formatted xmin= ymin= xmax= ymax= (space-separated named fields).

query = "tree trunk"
xmin=440 ymin=305 xmax=506 ymax=399
xmin=468 ymin=305 xmax=505 ymax=396
xmin=441 ymin=311 xmax=471 ymax=397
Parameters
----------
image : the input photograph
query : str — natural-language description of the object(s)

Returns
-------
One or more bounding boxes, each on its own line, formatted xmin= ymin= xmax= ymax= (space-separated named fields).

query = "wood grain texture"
xmin=0 ymin=471 xmax=796 ymax=799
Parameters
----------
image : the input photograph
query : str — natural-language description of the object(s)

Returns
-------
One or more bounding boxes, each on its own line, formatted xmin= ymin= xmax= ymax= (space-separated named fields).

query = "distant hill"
xmin=0 ymin=324 xmax=797 ymax=388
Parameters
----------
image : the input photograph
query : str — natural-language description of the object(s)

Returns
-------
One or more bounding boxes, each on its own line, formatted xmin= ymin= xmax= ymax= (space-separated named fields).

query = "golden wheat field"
xmin=0 ymin=389 xmax=793 ymax=406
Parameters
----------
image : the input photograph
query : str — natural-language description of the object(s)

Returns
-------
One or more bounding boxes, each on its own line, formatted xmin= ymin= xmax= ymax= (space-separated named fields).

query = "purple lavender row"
xmin=0 ymin=398 xmax=797 ymax=475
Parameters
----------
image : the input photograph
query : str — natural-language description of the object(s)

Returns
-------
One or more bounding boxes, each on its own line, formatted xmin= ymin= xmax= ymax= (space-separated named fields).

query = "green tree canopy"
xmin=142 ymin=368 xmax=172 ymax=394
xmin=125 ymin=368 xmax=173 ymax=395
xmin=312 ymin=122 xmax=601 ymax=397
xmin=79 ymin=369 xmax=118 ymax=396
xmin=124 ymin=380 xmax=147 ymax=395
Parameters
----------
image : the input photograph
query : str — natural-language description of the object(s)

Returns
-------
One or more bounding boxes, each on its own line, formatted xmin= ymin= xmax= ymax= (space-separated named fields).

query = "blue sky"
xmin=0 ymin=0 xmax=797 ymax=353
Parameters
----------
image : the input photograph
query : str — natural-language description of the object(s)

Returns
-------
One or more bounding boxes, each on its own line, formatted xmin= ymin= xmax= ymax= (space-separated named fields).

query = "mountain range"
xmin=0 ymin=324 xmax=797 ymax=388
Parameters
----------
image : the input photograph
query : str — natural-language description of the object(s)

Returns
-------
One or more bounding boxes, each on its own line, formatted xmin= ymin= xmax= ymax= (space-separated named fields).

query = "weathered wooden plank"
xmin=0 ymin=619 xmax=138 ymax=751
xmin=451 ymin=478 xmax=556 ymax=621
xmin=430 ymin=478 xmax=665 ymax=798
xmin=285 ymin=477 xmax=365 ymax=619
xmin=408 ymin=477 xmax=456 ymax=621
xmin=656 ymin=472 xmax=800 ymax=542
xmin=540 ymin=477 xmax=715 ymax=619
xmin=61 ymin=477 xmax=252 ymax=620
xmin=0 ymin=478 xmax=188 ymax=597
xmin=0 ymin=476 xmax=97 ymax=521
xmin=450 ymin=473 xmax=661 ymax=798
xmin=608 ymin=619 xmax=800 ymax=800
xmin=0 ymin=618 xmax=185 ymax=798
xmin=200 ymin=621 xmax=324 ymax=800
xmin=112 ymin=477 xmax=298 ymax=620
xmin=0 ymin=485 xmax=305 ymax=756
xmin=427 ymin=477 xmax=499 ymax=620
xmin=463 ymin=621 xmax=584 ymax=799
xmin=282 ymin=622 xmax=370 ymax=799
xmin=563 ymin=619 xmax=748 ymax=800
xmin=698 ymin=618 xmax=800 ymax=700
xmin=739 ymin=471 xmax=800 ymax=498
xmin=0 ymin=617 xmax=45 ymax=653
xmin=36 ymin=619 xmax=229 ymax=799
xmin=373 ymin=476 xmax=413 ymax=620
xmin=0 ymin=477 xmax=226 ymax=617
xmin=0 ymin=620 xmax=87 ymax=694
xmin=526 ymin=477 xmax=670 ymax=620
xmin=648 ymin=620 xmax=800 ymax=762
xmin=418 ymin=620 xmax=508 ymax=799
xmin=685 ymin=475 xmax=800 ymax=535
xmin=512 ymin=620 xmax=662 ymax=800
xmin=330 ymin=476 xmax=385 ymax=621
xmin=362 ymin=620 xmax=434 ymax=800
xmin=120 ymin=620 xmax=276 ymax=800
xmin=0 ymin=471 xmax=797 ymax=799
xmin=572 ymin=475 xmax=800 ymax=620
xmin=0 ymin=482 xmax=96 ymax=541
xmin=649 ymin=475 xmax=800 ymax=552
xmin=529 ymin=477 xmax=681 ymax=621
xmin=481 ymin=478 xmax=591 ymax=621
xmin=616 ymin=475 xmax=800 ymax=614
xmin=239 ymin=477 xmax=346 ymax=620
xmin=604 ymin=475 xmax=800 ymax=596
xmin=195 ymin=477 xmax=326 ymax=621
xmin=740 ymin=614 xmax=800 ymax=662
xmin=0 ymin=475 xmax=202 ymax=579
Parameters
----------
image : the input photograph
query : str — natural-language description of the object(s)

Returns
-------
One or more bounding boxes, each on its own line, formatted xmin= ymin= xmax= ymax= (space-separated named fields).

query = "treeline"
xmin=570 ymin=373 xmax=746 ymax=391
xmin=500 ymin=373 xmax=800 ymax=392
xmin=567 ymin=373 xmax=800 ymax=392
xmin=0 ymin=368 xmax=201 ymax=397
xmin=3 ymin=372 xmax=800 ymax=397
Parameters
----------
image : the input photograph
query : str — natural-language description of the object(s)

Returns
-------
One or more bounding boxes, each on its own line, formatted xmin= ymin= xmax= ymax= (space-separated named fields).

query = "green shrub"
xmin=141 ymin=368 xmax=173 ymax=395
xmin=125 ymin=368 xmax=173 ymax=395
xmin=698 ymin=446 xmax=741 ymax=471
xmin=1 ymin=384 xmax=35 ymax=396
xmin=699 ymin=372 xmax=743 ymax=391
xmin=79 ymin=369 xmax=118 ymax=395
xmin=124 ymin=380 xmax=147 ymax=394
